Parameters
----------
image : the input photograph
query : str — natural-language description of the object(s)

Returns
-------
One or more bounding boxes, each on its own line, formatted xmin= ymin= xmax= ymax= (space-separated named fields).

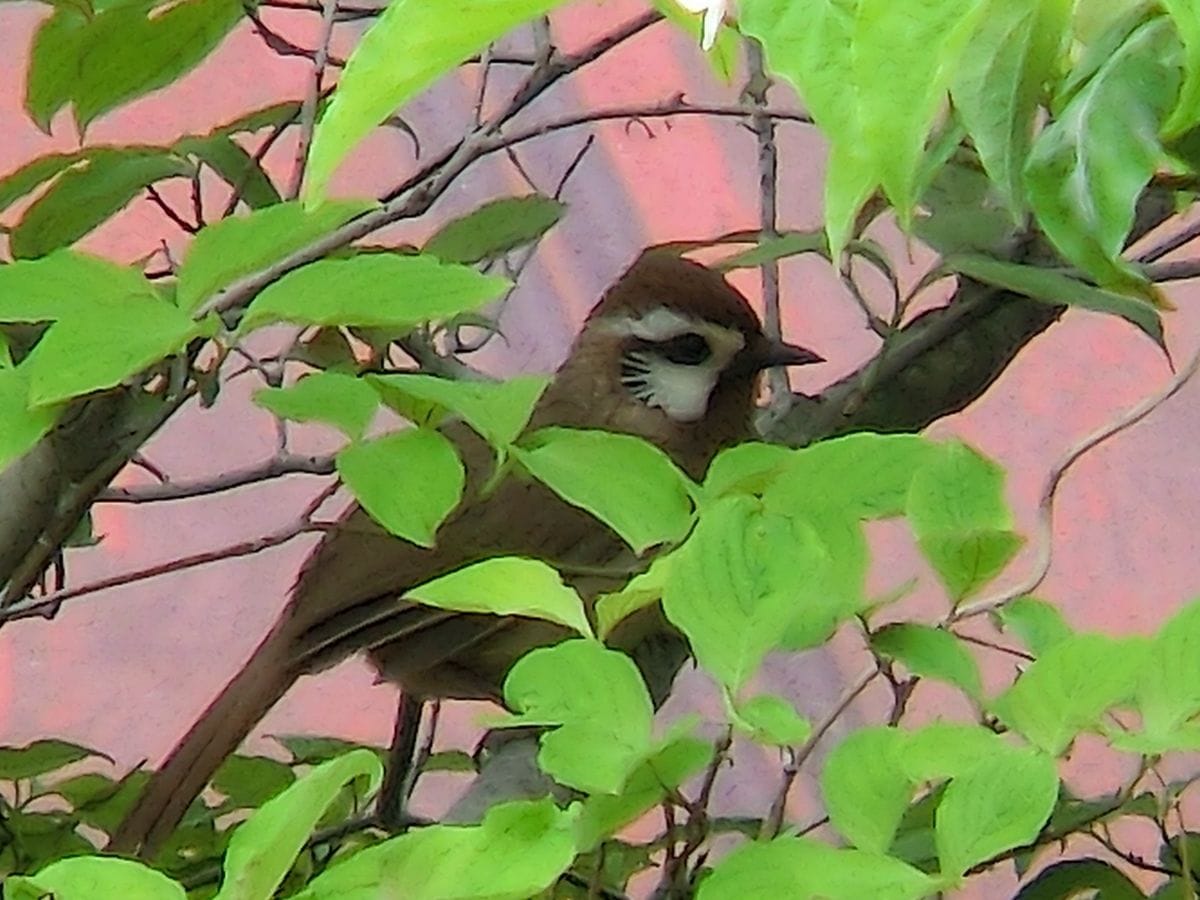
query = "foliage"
xmin=2 ymin=0 xmax=1200 ymax=897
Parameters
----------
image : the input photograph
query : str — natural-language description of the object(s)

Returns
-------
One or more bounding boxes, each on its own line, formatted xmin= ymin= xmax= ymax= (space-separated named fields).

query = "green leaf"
xmin=291 ymin=798 xmax=575 ymax=900
xmin=10 ymin=148 xmax=191 ymax=259
xmin=0 ymin=367 xmax=60 ymax=472
xmin=996 ymin=596 xmax=1073 ymax=654
xmin=594 ymin=553 xmax=674 ymax=640
xmin=703 ymin=441 xmax=794 ymax=498
xmin=514 ymin=427 xmax=694 ymax=554
xmin=664 ymin=495 xmax=825 ymax=690
xmin=212 ymin=755 xmax=296 ymax=809
xmin=406 ymin=557 xmax=593 ymax=639
xmin=72 ymin=769 xmax=150 ymax=834
xmin=871 ymin=624 xmax=983 ymax=700
xmin=0 ymin=250 xmax=157 ymax=321
xmin=574 ymin=735 xmax=712 ymax=851
xmin=1132 ymin=599 xmax=1200 ymax=743
xmin=991 ymin=633 xmax=1147 ymax=755
xmin=0 ymin=739 xmax=99 ymax=780
xmin=21 ymin=297 xmax=199 ymax=406
xmin=902 ymin=723 xmax=1011 ymax=784
xmin=335 ymin=428 xmax=464 ymax=547
xmin=305 ymin=0 xmax=567 ymax=200
xmin=4 ymin=857 xmax=186 ymax=900
xmin=38 ymin=0 xmax=243 ymax=131
xmin=423 ymin=195 xmax=565 ymax=264
xmin=421 ymin=750 xmax=476 ymax=773
xmin=271 ymin=735 xmax=385 ymax=767
xmin=1162 ymin=0 xmax=1200 ymax=138
xmin=950 ymin=0 xmax=1071 ymax=215
xmin=241 ymin=253 xmax=508 ymax=332
xmin=907 ymin=441 xmax=1022 ymax=602
xmin=177 ymin=134 xmax=281 ymax=210
xmin=697 ymin=836 xmax=937 ymax=900
xmin=947 ymin=253 xmax=1164 ymax=348
xmin=714 ymin=231 xmax=827 ymax=271
xmin=176 ymin=199 xmax=374 ymax=312
xmin=0 ymin=150 xmax=85 ymax=213
xmin=852 ymin=0 xmax=986 ymax=225
xmin=822 ymin=727 xmax=913 ymax=853
xmin=44 ymin=772 xmax=117 ymax=809
xmin=254 ymin=372 xmax=379 ymax=440
xmin=935 ymin=746 xmax=1058 ymax=877
xmin=500 ymin=639 xmax=652 ymax=794
xmin=915 ymin=161 xmax=1021 ymax=257
xmin=733 ymin=694 xmax=812 ymax=746
xmin=216 ymin=749 xmax=382 ymax=900
xmin=1014 ymin=858 xmax=1146 ymax=900
xmin=369 ymin=373 xmax=549 ymax=449
xmin=1025 ymin=17 xmax=1181 ymax=302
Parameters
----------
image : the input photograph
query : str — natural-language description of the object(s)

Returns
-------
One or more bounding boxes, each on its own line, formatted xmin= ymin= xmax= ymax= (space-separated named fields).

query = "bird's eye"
xmin=657 ymin=332 xmax=711 ymax=365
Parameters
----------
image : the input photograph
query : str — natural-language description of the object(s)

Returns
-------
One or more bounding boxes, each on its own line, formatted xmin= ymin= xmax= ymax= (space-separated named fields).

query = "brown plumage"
xmin=108 ymin=249 xmax=822 ymax=856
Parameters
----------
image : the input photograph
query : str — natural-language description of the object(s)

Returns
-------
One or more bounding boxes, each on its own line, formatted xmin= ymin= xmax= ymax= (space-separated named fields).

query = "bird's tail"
xmin=107 ymin=620 xmax=296 ymax=858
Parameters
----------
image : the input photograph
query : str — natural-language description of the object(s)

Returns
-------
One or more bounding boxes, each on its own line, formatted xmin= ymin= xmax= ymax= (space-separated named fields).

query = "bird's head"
xmin=536 ymin=249 xmax=823 ymax=476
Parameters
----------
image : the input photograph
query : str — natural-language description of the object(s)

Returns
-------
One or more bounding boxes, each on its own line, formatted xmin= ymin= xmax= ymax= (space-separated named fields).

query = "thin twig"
xmin=289 ymin=0 xmax=339 ymax=199
xmin=96 ymin=454 xmax=335 ymax=503
xmin=246 ymin=8 xmax=348 ymax=67
xmin=1144 ymin=257 xmax=1200 ymax=283
xmin=953 ymin=630 xmax=1035 ymax=661
xmin=951 ymin=337 xmax=1200 ymax=623
xmin=1136 ymin=218 xmax=1200 ymax=263
xmin=473 ymin=45 xmax=493 ymax=127
xmin=222 ymin=106 xmax=302 ymax=217
xmin=145 ymin=185 xmax=198 ymax=234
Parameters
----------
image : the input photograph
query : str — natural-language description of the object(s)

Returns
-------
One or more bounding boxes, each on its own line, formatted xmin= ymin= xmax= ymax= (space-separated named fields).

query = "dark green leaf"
xmin=501 ymin=639 xmax=653 ymax=794
xmin=1014 ymin=858 xmax=1145 ymax=899
xmin=420 ymin=751 xmax=475 ymax=774
xmin=871 ymin=624 xmax=983 ymax=700
xmin=24 ymin=7 xmax=90 ymax=131
xmin=177 ymin=135 xmax=281 ymax=210
xmin=336 ymin=428 xmax=465 ymax=547
xmin=43 ymin=772 xmax=117 ymax=809
xmin=73 ymin=770 xmax=150 ymax=834
xmin=271 ymin=735 xmax=385 ymax=767
xmin=515 ymin=427 xmax=694 ymax=555
xmin=240 ymin=253 xmax=508 ymax=332
xmin=212 ymin=755 xmax=296 ymax=809
xmin=0 ymin=150 xmax=85 ymax=213
xmin=10 ymin=149 xmax=191 ymax=259
xmin=406 ymin=558 xmax=593 ymax=638
xmin=423 ymin=195 xmax=565 ymax=264
xmin=254 ymin=372 xmax=379 ymax=440
xmin=947 ymin=253 xmax=1164 ymax=348
xmin=714 ymin=231 xmax=827 ymax=271
xmin=0 ymin=740 xmax=99 ymax=780
xmin=0 ymin=366 xmax=60 ymax=472
xmin=915 ymin=162 xmax=1019 ymax=256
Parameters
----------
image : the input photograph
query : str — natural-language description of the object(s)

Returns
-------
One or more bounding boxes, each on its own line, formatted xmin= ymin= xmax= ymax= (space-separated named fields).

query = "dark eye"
xmin=657 ymin=332 xmax=711 ymax=365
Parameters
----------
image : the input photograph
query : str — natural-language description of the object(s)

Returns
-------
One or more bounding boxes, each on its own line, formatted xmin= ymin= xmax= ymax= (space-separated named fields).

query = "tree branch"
xmin=96 ymin=454 xmax=335 ymax=503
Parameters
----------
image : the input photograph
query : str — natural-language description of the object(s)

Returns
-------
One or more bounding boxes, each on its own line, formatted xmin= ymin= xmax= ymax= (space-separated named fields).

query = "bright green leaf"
xmin=3 ymin=857 xmax=185 ymax=900
xmin=698 ymin=836 xmax=937 ymax=900
xmin=935 ymin=747 xmax=1059 ymax=876
xmin=1133 ymin=599 xmax=1200 ymax=743
xmin=594 ymin=553 xmax=675 ymax=640
xmin=947 ymin=253 xmax=1164 ymax=349
xmin=703 ymin=441 xmax=794 ymax=498
xmin=992 ymin=633 xmax=1147 ymax=755
xmin=902 ymin=723 xmax=1010 ymax=783
xmin=872 ymin=624 xmax=983 ymax=700
xmin=305 ymin=0 xmax=567 ymax=200
xmin=423 ymin=195 xmax=565 ymax=264
xmin=406 ymin=557 xmax=593 ymax=639
xmin=1025 ymin=17 xmax=1181 ymax=301
xmin=515 ymin=427 xmax=694 ymax=554
xmin=574 ymin=735 xmax=712 ymax=851
xmin=822 ymin=727 xmax=913 ymax=853
xmin=369 ymin=373 xmax=549 ymax=449
xmin=336 ymin=428 xmax=465 ymax=547
xmin=950 ymin=0 xmax=1071 ymax=215
xmin=0 ymin=250 xmax=157 ymax=321
xmin=1163 ymin=0 xmax=1200 ymax=137
xmin=176 ymin=199 xmax=374 ymax=312
xmin=241 ymin=253 xmax=508 ymax=332
xmin=254 ymin=371 xmax=379 ymax=440
xmin=734 ymin=693 xmax=812 ymax=746
xmin=216 ymin=749 xmax=382 ymax=900
xmin=663 ymin=495 xmax=824 ymax=690
xmin=292 ymin=798 xmax=575 ymax=900
xmin=500 ymin=639 xmax=652 ymax=794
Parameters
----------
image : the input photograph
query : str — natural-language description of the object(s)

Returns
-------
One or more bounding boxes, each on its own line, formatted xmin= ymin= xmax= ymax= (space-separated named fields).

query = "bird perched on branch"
xmin=109 ymin=248 xmax=822 ymax=857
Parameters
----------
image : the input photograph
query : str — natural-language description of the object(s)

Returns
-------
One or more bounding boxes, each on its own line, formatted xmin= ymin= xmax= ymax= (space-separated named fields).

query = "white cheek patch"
xmin=644 ymin=361 xmax=721 ymax=422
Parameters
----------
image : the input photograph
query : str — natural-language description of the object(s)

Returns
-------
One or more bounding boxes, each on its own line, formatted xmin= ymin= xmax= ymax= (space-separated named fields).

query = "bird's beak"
xmin=754 ymin=337 xmax=823 ymax=370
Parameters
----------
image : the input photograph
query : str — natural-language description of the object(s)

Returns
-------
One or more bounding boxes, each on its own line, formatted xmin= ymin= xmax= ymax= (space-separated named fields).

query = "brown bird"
xmin=109 ymin=249 xmax=822 ymax=856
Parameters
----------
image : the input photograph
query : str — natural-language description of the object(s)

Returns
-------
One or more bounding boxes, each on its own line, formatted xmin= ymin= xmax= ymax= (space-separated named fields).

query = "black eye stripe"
xmin=632 ymin=332 xmax=711 ymax=366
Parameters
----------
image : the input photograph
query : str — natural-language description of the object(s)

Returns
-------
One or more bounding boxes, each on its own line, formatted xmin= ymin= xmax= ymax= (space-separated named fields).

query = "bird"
xmin=108 ymin=248 xmax=823 ymax=857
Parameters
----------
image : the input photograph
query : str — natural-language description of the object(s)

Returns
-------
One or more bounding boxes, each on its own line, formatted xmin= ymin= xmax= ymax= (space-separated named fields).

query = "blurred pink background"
xmin=1 ymin=0 xmax=1199 ymax=893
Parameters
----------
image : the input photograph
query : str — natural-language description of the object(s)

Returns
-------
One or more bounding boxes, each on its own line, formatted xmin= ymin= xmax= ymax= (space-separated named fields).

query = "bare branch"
xmin=145 ymin=185 xmax=198 ymax=234
xmin=96 ymin=454 xmax=335 ymax=503
xmin=952 ymin=336 xmax=1200 ymax=623
xmin=288 ymin=0 xmax=340 ymax=199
